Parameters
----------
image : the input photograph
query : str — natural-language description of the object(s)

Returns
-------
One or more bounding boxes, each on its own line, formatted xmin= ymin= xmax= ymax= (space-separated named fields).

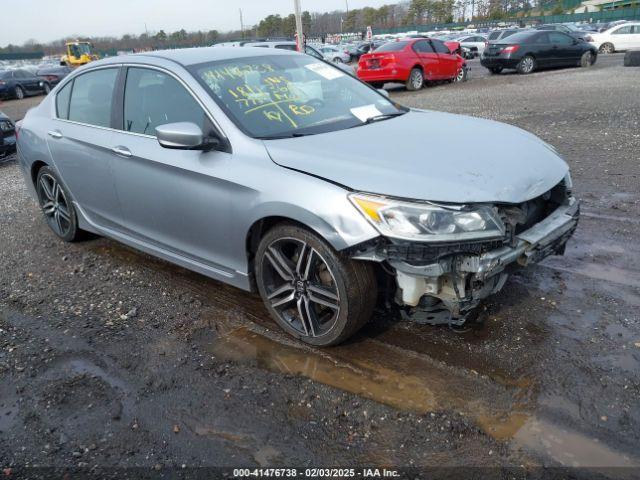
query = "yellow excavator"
xmin=60 ymin=41 xmax=99 ymax=67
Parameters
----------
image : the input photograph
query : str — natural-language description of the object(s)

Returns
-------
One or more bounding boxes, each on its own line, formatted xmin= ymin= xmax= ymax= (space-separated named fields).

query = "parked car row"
xmin=0 ymin=69 xmax=51 ymax=100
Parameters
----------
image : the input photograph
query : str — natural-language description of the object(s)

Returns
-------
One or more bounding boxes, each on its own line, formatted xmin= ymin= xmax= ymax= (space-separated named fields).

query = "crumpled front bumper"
xmin=390 ymin=197 xmax=579 ymax=313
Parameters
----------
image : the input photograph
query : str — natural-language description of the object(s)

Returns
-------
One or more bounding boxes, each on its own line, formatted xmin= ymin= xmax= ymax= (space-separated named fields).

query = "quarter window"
xmin=56 ymin=81 xmax=72 ymax=120
xmin=123 ymin=67 xmax=208 ymax=136
xmin=549 ymin=32 xmax=574 ymax=44
xmin=68 ymin=68 xmax=118 ymax=128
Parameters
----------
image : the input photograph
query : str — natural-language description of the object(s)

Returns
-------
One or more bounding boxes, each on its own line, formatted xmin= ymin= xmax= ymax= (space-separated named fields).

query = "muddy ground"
xmin=0 ymin=55 xmax=639 ymax=478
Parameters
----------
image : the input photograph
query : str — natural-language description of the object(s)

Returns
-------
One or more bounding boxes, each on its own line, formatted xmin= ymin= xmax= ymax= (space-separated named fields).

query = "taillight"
xmin=502 ymin=45 xmax=520 ymax=54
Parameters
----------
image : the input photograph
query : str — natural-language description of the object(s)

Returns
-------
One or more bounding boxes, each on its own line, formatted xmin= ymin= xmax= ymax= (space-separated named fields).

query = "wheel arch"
xmin=31 ymin=160 xmax=49 ymax=185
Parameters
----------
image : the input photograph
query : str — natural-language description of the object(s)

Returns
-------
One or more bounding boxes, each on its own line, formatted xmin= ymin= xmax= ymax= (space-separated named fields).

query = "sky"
xmin=2 ymin=0 xmax=395 ymax=47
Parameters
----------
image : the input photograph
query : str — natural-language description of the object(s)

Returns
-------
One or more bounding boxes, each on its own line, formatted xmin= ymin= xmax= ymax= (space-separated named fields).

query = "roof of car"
xmin=93 ymin=46 xmax=296 ymax=68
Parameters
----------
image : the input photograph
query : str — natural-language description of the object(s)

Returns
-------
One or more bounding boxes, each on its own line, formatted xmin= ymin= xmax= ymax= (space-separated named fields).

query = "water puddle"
xmin=208 ymin=327 xmax=640 ymax=467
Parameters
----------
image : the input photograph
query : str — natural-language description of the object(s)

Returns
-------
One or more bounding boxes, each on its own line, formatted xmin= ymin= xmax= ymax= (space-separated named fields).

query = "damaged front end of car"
xmin=348 ymin=177 xmax=579 ymax=325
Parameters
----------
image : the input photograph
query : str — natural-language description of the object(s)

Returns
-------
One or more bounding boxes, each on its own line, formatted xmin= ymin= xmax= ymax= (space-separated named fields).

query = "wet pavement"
xmin=1 ymin=57 xmax=639 ymax=475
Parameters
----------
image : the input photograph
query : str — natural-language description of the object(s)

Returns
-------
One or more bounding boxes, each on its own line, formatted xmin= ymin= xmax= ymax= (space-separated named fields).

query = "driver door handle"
xmin=47 ymin=130 xmax=63 ymax=139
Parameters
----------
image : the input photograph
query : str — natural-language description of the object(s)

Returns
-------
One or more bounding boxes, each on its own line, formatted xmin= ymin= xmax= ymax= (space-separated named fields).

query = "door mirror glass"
xmin=156 ymin=122 xmax=208 ymax=150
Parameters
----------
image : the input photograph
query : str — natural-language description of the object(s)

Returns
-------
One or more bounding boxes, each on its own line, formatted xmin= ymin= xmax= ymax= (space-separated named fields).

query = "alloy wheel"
xmin=521 ymin=57 xmax=534 ymax=73
xmin=410 ymin=70 xmax=423 ymax=89
xmin=261 ymin=237 xmax=340 ymax=338
xmin=37 ymin=173 xmax=72 ymax=237
xmin=15 ymin=87 xmax=24 ymax=100
xmin=455 ymin=68 xmax=466 ymax=82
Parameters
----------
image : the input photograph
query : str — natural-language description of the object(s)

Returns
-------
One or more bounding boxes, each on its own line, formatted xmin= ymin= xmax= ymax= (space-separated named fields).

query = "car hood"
xmin=264 ymin=110 xmax=569 ymax=204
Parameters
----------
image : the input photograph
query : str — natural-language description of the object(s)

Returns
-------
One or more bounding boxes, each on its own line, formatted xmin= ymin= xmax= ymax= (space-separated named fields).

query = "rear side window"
xmin=275 ymin=44 xmax=297 ymax=51
xmin=488 ymin=32 xmax=501 ymax=40
xmin=374 ymin=41 xmax=409 ymax=52
xmin=68 ymin=68 xmax=118 ymax=128
xmin=56 ymin=81 xmax=72 ymax=119
xmin=431 ymin=39 xmax=451 ymax=54
xmin=123 ymin=67 xmax=208 ymax=136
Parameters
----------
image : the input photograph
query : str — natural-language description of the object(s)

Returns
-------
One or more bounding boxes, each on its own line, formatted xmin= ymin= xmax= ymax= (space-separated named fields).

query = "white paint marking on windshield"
xmin=350 ymin=105 xmax=383 ymax=123
xmin=304 ymin=62 xmax=344 ymax=80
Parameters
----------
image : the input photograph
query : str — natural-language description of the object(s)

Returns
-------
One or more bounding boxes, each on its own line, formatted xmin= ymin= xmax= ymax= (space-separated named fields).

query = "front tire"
xmin=599 ymin=43 xmax=614 ymax=54
xmin=489 ymin=66 xmax=503 ymax=74
xmin=14 ymin=86 xmax=25 ymax=100
xmin=454 ymin=66 xmax=468 ymax=82
xmin=580 ymin=50 xmax=595 ymax=68
xmin=517 ymin=55 xmax=536 ymax=74
xmin=43 ymin=82 xmax=51 ymax=94
xmin=333 ymin=57 xmax=344 ymax=63
xmin=255 ymin=224 xmax=377 ymax=347
xmin=406 ymin=67 xmax=424 ymax=91
xmin=35 ymin=167 xmax=82 ymax=242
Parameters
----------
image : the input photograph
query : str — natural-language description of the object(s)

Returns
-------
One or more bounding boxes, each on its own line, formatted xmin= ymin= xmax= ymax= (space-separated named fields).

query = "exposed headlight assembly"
xmin=350 ymin=193 xmax=505 ymax=242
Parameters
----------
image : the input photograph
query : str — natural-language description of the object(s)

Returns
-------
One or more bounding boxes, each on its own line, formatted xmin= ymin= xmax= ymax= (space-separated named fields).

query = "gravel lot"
xmin=1 ymin=56 xmax=639 ymax=475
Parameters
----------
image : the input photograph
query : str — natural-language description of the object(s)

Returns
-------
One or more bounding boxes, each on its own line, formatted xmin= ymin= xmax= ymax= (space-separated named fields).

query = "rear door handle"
xmin=47 ymin=130 xmax=62 ymax=139
xmin=111 ymin=146 xmax=132 ymax=158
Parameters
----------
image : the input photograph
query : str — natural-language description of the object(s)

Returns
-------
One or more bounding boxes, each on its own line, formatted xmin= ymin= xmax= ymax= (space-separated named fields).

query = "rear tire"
xmin=35 ymin=167 xmax=82 ymax=242
xmin=255 ymin=224 xmax=377 ymax=347
xmin=599 ymin=43 xmax=614 ymax=54
xmin=517 ymin=55 xmax=536 ymax=74
xmin=406 ymin=67 xmax=424 ymax=91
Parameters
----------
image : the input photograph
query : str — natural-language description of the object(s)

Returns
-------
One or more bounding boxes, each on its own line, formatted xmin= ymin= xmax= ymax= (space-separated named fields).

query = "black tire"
xmin=517 ymin=55 xmax=536 ymax=74
xmin=333 ymin=57 xmax=343 ymax=63
xmin=489 ymin=66 xmax=503 ymax=74
xmin=406 ymin=67 xmax=424 ymax=91
xmin=580 ymin=50 xmax=595 ymax=68
xmin=624 ymin=50 xmax=640 ymax=67
xmin=255 ymin=223 xmax=377 ymax=347
xmin=453 ymin=66 xmax=468 ymax=82
xmin=599 ymin=42 xmax=614 ymax=54
xmin=35 ymin=166 xmax=82 ymax=242
xmin=14 ymin=85 xmax=25 ymax=100
xmin=43 ymin=82 xmax=51 ymax=94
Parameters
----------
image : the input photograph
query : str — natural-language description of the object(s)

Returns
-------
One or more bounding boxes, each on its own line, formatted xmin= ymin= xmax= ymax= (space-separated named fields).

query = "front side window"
xmin=56 ymin=81 xmax=72 ymax=119
xmin=191 ymin=54 xmax=405 ymax=139
xmin=431 ymin=39 xmax=451 ymax=54
xmin=549 ymin=32 xmax=574 ymax=44
xmin=304 ymin=46 xmax=324 ymax=59
xmin=68 ymin=68 xmax=118 ymax=128
xmin=613 ymin=26 xmax=632 ymax=35
xmin=123 ymin=67 xmax=208 ymax=136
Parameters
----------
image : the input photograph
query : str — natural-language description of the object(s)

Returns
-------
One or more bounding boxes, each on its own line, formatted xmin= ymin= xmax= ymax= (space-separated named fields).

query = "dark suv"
xmin=0 ymin=111 xmax=16 ymax=157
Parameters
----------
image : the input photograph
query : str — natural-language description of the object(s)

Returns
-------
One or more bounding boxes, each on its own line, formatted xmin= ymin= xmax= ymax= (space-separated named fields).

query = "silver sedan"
xmin=16 ymin=47 xmax=579 ymax=345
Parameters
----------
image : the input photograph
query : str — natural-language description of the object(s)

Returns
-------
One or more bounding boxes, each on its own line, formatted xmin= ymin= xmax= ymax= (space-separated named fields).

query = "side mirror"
xmin=377 ymin=88 xmax=390 ymax=98
xmin=156 ymin=122 xmax=218 ymax=150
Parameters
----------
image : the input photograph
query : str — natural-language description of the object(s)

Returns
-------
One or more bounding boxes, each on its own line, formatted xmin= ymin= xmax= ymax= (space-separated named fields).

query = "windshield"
xmin=191 ymin=54 xmax=406 ymax=138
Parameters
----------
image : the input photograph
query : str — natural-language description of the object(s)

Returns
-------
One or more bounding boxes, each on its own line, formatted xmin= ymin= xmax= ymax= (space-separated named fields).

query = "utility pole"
xmin=345 ymin=0 xmax=349 ymax=14
xmin=239 ymin=8 xmax=244 ymax=39
xmin=293 ymin=0 xmax=304 ymax=51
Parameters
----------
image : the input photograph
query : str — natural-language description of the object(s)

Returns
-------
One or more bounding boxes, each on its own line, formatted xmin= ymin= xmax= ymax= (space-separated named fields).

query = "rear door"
xmin=412 ymin=40 xmax=440 ymax=80
xmin=46 ymin=67 xmax=122 ymax=228
xmin=108 ymin=66 xmax=234 ymax=270
xmin=631 ymin=25 xmax=640 ymax=49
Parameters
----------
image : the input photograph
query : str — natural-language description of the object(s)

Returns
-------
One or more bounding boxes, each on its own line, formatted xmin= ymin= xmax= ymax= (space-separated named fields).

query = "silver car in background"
xmin=16 ymin=47 xmax=579 ymax=346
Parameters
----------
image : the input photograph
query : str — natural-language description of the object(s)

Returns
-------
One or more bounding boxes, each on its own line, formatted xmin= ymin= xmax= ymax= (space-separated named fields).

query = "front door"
xmin=412 ymin=40 xmax=440 ymax=81
xmin=46 ymin=67 xmax=122 ymax=228
xmin=430 ymin=39 xmax=458 ymax=79
xmin=108 ymin=66 xmax=235 ymax=271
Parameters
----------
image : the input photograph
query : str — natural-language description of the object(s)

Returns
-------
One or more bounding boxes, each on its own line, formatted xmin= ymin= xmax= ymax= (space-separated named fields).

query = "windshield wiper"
xmin=361 ymin=112 xmax=407 ymax=125
xmin=257 ymin=132 xmax=314 ymax=140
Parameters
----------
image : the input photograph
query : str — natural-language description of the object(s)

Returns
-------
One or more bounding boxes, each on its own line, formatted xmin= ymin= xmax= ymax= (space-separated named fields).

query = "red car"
xmin=357 ymin=38 xmax=467 ymax=91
